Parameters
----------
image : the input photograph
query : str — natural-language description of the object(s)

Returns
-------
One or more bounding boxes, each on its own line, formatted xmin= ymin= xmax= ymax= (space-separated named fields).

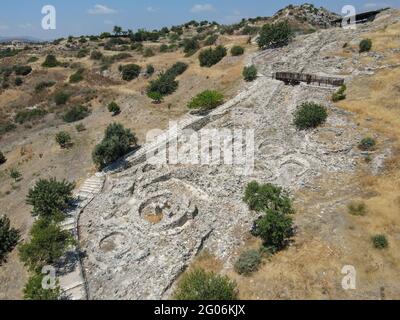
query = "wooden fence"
xmin=273 ymin=72 xmax=344 ymax=87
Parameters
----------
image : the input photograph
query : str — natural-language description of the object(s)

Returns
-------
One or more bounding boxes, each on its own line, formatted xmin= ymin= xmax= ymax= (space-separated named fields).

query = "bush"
xmin=26 ymin=178 xmax=75 ymax=220
xmin=69 ymin=69 xmax=84 ymax=83
xmin=294 ymin=102 xmax=328 ymax=130
xmin=188 ymin=90 xmax=224 ymax=112
xmin=92 ymin=123 xmax=137 ymax=169
xmin=231 ymin=46 xmax=245 ymax=56
xmin=372 ymin=234 xmax=388 ymax=249
xmin=55 ymin=131 xmax=72 ymax=149
xmin=257 ymin=21 xmax=293 ymax=49
xmin=359 ymin=39 xmax=372 ymax=53
xmin=15 ymin=77 xmax=23 ymax=86
xmin=27 ymin=56 xmax=39 ymax=63
xmin=10 ymin=169 xmax=22 ymax=182
xmin=332 ymin=84 xmax=347 ymax=102
xmin=174 ymin=268 xmax=237 ymax=300
xmin=35 ymin=81 xmax=55 ymax=92
xmin=15 ymin=108 xmax=47 ymax=124
xmin=359 ymin=137 xmax=376 ymax=151
xmin=42 ymin=55 xmax=59 ymax=68
xmin=165 ymin=62 xmax=188 ymax=78
xmin=120 ymin=64 xmax=141 ymax=81
xmin=23 ymin=273 xmax=60 ymax=300
xmin=0 ymin=150 xmax=6 ymax=165
xmin=244 ymin=181 xmax=294 ymax=214
xmin=77 ymin=49 xmax=89 ymax=58
xmin=234 ymin=250 xmax=262 ymax=275
xmin=90 ymin=50 xmax=103 ymax=60
xmin=348 ymin=201 xmax=367 ymax=216
xmin=0 ymin=215 xmax=20 ymax=264
xmin=54 ymin=91 xmax=70 ymax=106
xmin=108 ymin=101 xmax=121 ymax=116
xmin=75 ymin=123 xmax=86 ymax=132
xmin=253 ymin=210 xmax=294 ymax=252
xmin=14 ymin=65 xmax=32 ymax=76
xmin=147 ymin=91 xmax=163 ymax=103
xmin=0 ymin=122 xmax=16 ymax=136
xmin=147 ymin=73 xmax=178 ymax=96
xmin=143 ymin=48 xmax=154 ymax=57
xmin=62 ymin=105 xmax=90 ymax=123
xmin=183 ymin=38 xmax=200 ymax=55
xmin=19 ymin=219 xmax=75 ymax=271
xmin=146 ymin=64 xmax=155 ymax=75
xmin=243 ymin=65 xmax=257 ymax=82
xmin=199 ymin=46 xmax=227 ymax=67
xmin=204 ymin=34 xmax=218 ymax=46
xmin=159 ymin=44 xmax=169 ymax=53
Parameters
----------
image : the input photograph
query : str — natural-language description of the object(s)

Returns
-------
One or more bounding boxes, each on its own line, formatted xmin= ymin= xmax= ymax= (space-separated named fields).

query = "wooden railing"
xmin=273 ymin=72 xmax=344 ymax=87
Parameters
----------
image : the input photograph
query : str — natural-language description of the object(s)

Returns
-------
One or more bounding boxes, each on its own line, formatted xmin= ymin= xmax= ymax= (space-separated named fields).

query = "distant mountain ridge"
xmin=0 ymin=36 xmax=43 ymax=43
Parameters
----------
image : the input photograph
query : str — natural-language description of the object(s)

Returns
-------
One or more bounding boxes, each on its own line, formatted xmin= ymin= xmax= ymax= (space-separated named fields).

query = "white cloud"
xmin=88 ymin=4 xmax=117 ymax=15
xmin=190 ymin=4 xmax=216 ymax=13
xmin=147 ymin=6 xmax=158 ymax=13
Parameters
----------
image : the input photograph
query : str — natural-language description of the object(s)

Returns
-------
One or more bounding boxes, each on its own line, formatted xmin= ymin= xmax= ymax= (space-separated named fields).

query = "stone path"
xmin=57 ymin=173 xmax=105 ymax=300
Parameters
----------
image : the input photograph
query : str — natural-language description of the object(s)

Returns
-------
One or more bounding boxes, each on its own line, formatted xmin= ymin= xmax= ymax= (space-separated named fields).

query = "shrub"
xmin=183 ymin=38 xmax=200 ymax=55
xmin=35 ymin=81 xmax=55 ymax=92
xmin=120 ymin=64 xmax=141 ymax=81
xmin=257 ymin=21 xmax=293 ymax=49
xmin=0 ymin=215 xmax=20 ymax=264
xmin=174 ymin=268 xmax=237 ymax=300
xmin=234 ymin=250 xmax=262 ymax=275
xmin=204 ymin=34 xmax=218 ymax=46
xmin=23 ymin=273 xmax=60 ymax=300
xmin=231 ymin=46 xmax=245 ymax=56
xmin=62 ymin=105 xmax=90 ymax=123
xmin=10 ymin=168 xmax=22 ymax=182
xmin=372 ymin=234 xmax=388 ymax=249
xmin=15 ymin=77 xmax=23 ymax=86
xmin=243 ymin=65 xmax=257 ymax=82
xmin=26 ymin=178 xmax=75 ymax=220
xmin=19 ymin=219 xmax=75 ymax=271
xmin=253 ymin=210 xmax=294 ymax=252
xmin=0 ymin=150 xmax=6 ymax=165
xmin=75 ymin=123 xmax=86 ymax=132
xmin=147 ymin=91 xmax=163 ymax=104
xmin=90 ymin=50 xmax=103 ymax=60
xmin=332 ymin=84 xmax=347 ymax=102
xmin=27 ymin=56 xmax=39 ymax=63
xmin=147 ymin=73 xmax=178 ymax=96
xmin=359 ymin=39 xmax=372 ymax=53
xmin=77 ymin=49 xmax=89 ymax=58
xmin=199 ymin=46 xmax=227 ymax=67
xmin=92 ymin=123 xmax=137 ymax=169
xmin=108 ymin=101 xmax=121 ymax=116
xmin=55 ymin=131 xmax=72 ymax=149
xmin=146 ymin=64 xmax=155 ymax=75
xmin=244 ymin=181 xmax=294 ymax=214
xmin=14 ymin=65 xmax=32 ymax=76
xmin=69 ymin=69 xmax=84 ymax=83
xmin=294 ymin=102 xmax=328 ymax=130
xmin=348 ymin=201 xmax=367 ymax=216
xmin=143 ymin=48 xmax=155 ymax=58
xmin=159 ymin=44 xmax=169 ymax=53
xmin=15 ymin=108 xmax=47 ymax=124
xmin=42 ymin=54 xmax=59 ymax=68
xmin=54 ymin=91 xmax=70 ymax=106
xmin=165 ymin=62 xmax=188 ymax=78
xmin=359 ymin=137 xmax=376 ymax=151
xmin=0 ymin=122 xmax=16 ymax=136
xmin=188 ymin=90 xmax=224 ymax=112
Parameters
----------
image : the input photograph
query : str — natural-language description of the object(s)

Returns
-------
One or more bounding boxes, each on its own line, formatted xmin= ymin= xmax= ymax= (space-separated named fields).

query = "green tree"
xmin=174 ymin=268 xmax=238 ymax=300
xmin=147 ymin=72 xmax=178 ymax=96
xmin=0 ymin=215 xmax=20 ymax=264
xmin=120 ymin=64 xmax=141 ymax=81
xmin=54 ymin=91 xmax=70 ymax=106
xmin=359 ymin=137 xmax=376 ymax=151
xmin=92 ymin=123 xmax=137 ymax=169
xmin=113 ymin=26 xmax=123 ymax=36
xmin=26 ymin=178 xmax=75 ymax=220
xmin=146 ymin=64 xmax=155 ymax=75
xmin=183 ymin=38 xmax=200 ymax=55
xmin=199 ymin=46 xmax=227 ymax=67
xmin=108 ymin=102 xmax=121 ymax=116
xmin=188 ymin=90 xmax=224 ymax=112
xmin=19 ymin=219 xmax=75 ymax=272
xmin=23 ymin=273 xmax=60 ymax=300
xmin=62 ymin=105 xmax=91 ymax=123
xmin=253 ymin=210 xmax=294 ymax=252
xmin=359 ymin=39 xmax=372 ymax=53
xmin=231 ymin=46 xmax=245 ymax=56
xmin=147 ymin=91 xmax=164 ymax=104
xmin=257 ymin=22 xmax=293 ymax=49
xmin=372 ymin=234 xmax=388 ymax=249
xmin=55 ymin=131 xmax=72 ymax=149
xmin=294 ymin=102 xmax=328 ymax=130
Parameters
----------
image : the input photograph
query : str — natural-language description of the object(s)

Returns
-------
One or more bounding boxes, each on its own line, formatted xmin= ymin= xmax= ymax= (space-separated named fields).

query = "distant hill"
xmin=0 ymin=36 xmax=43 ymax=43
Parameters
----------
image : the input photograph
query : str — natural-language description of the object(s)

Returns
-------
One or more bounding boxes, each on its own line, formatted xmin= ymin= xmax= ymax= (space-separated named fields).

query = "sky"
xmin=0 ymin=1 xmax=396 ymax=40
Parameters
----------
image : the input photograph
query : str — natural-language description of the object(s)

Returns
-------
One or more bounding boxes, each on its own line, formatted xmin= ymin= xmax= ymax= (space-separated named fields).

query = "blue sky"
xmin=0 ymin=1 xmax=396 ymax=39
